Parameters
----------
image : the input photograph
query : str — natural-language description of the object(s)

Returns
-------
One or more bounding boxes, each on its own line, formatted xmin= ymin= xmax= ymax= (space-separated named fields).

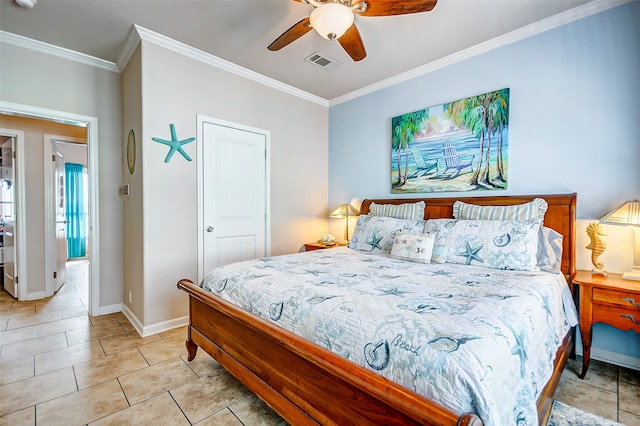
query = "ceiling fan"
xmin=268 ymin=0 xmax=438 ymax=62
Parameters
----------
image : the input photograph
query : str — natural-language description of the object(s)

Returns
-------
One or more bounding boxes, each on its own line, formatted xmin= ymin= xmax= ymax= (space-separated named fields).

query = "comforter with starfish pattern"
xmin=201 ymin=247 xmax=578 ymax=426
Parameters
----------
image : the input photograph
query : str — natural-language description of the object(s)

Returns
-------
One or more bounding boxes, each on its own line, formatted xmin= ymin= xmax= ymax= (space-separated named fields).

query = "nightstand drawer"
xmin=593 ymin=289 xmax=640 ymax=311
xmin=593 ymin=305 xmax=640 ymax=333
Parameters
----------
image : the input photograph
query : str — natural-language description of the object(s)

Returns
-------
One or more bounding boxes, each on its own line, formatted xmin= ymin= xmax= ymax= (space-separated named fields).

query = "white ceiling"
xmin=0 ymin=0 xmax=607 ymax=100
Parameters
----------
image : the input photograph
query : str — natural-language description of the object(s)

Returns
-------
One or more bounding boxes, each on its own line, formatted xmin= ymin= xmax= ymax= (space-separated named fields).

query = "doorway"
xmin=0 ymin=101 xmax=100 ymax=315
xmin=44 ymin=136 xmax=89 ymax=297
xmin=1 ymin=135 xmax=17 ymax=297
xmin=0 ymin=129 xmax=26 ymax=300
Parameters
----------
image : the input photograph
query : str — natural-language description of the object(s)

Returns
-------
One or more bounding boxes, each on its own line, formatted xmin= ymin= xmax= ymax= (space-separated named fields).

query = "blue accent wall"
xmin=329 ymin=2 xmax=640 ymax=365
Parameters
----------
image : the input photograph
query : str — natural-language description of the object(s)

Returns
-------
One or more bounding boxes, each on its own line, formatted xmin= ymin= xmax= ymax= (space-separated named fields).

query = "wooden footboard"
xmin=178 ymin=279 xmax=484 ymax=426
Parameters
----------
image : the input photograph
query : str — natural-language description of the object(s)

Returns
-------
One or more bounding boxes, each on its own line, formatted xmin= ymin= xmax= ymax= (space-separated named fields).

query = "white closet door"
xmin=200 ymin=120 xmax=267 ymax=277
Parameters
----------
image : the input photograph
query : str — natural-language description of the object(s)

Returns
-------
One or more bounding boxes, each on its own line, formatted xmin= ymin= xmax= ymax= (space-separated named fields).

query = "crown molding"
xmin=132 ymin=25 xmax=329 ymax=107
xmin=115 ymin=25 xmax=142 ymax=72
xmin=329 ymin=0 xmax=630 ymax=106
xmin=0 ymin=30 xmax=119 ymax=73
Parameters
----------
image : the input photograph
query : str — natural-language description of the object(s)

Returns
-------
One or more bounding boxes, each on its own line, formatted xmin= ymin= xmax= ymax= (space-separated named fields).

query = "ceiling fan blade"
xmin=359 ymin=0 xmax=438 ymax=16
xmin=338 ymin=24 xmax=366 ymax=62
xmin=268 ymin=17 xmax=312 ymax=51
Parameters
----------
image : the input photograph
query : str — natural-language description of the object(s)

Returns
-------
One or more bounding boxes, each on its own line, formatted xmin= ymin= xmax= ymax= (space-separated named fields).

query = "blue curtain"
xmin=65 ymin=163 xmax=86 ymax=258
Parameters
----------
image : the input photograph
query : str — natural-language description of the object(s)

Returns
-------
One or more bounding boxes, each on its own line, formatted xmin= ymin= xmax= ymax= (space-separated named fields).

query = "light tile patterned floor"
xmin=1 ymin=259 xmax=639 ymax=425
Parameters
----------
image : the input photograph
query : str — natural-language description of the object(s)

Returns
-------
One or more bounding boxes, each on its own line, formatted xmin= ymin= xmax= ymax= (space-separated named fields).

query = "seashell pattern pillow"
xmin=424 ymin=218 xmax=542 ymax=271
xmin=349 ymin=215 xmax=426 ymax=254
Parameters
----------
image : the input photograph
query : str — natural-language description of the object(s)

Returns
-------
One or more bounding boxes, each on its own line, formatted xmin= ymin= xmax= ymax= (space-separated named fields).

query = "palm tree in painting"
xmin=392 ymin=110 xmax=427 ymax=187
xmin=479 ymin=89 xmax=510 ymax=187
xmin=492 ymin=89 xmax=510 ymax=183
xmin=443 ymin=88 xmax=509 ymax=188
xmin=444 ymin=95 xmax=487 ymax=186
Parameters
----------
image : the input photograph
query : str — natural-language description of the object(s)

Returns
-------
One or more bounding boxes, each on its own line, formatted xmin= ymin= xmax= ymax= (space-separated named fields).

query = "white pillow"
xmin=390 ymin=232 xmax=435 ymax=264
xmin=538 ymin=226 xmax=563 ymax=272
xmin=453 ymin=198 xmax=548 ymax=221
xmin=424 ymin=218 xmax=542 ymax=271
xmin=369 ymin=201 xmax=425 ymax=220
xmin=349 ymin=215 xmax=426 ymax=254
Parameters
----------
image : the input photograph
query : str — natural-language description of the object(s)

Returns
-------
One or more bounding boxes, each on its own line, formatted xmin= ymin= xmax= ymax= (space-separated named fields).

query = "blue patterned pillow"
xmin=538 ymin=226 xmax=563 ymax=272
xmin=424 ymin=218 xmax=542 ymax=271
xmin=349 ymin=215 xmax=426 ymax=254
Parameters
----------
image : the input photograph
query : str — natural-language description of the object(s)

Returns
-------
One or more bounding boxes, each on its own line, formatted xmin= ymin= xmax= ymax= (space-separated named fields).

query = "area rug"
xmin=547 ymin=400 xmax=625 ymax=426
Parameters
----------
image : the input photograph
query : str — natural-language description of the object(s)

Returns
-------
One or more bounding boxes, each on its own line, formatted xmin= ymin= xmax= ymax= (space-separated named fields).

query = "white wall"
xmin=0 ymin=42 xmax=125 ymax=309
xmin=328 ymin=2 xmax=640 ymax=366
xmin=131 ymin=40 xmax=329 ymax=332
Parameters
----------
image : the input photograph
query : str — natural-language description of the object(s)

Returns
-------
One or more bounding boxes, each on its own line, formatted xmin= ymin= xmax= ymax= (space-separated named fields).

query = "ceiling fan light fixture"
xmin=310 ymin=3 xmax=354 ymax=41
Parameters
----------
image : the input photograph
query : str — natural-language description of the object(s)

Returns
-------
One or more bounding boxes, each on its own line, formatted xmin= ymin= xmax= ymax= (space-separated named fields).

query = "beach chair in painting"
xmin=407 ymin=145 xmax=439 ymax=179
xmin=434 ymin=140 xmax=475 ymax=179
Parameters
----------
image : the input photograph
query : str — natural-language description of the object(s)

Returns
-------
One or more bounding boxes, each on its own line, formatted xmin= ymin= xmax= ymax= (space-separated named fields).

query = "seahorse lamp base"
xmin=591 ymin=268 xmax=608 ymax=277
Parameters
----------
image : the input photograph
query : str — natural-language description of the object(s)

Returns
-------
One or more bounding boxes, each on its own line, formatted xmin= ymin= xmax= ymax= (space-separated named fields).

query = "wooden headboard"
xmin=360 ymin=193 xmax=577 ymax=279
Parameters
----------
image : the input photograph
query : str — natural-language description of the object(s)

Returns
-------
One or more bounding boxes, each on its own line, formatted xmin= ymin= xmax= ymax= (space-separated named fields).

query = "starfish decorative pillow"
xmin=424 ymin=218 xmax=542 ymax=271
xmin=348 ymin=215 xmax=426 ymax=254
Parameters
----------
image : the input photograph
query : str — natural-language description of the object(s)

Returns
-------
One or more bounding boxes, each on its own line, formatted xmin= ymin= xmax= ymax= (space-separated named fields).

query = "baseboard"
xmin=99 ymin=303 xmax=123 ymax=316
xmin=122 ymin=304 xmax=144 ymax=336
xmin=591 ymin=348 xmax=640 ymax=372
xmin=140 ymin=315 xmax=189 ymax=338
xmin=575 ymin=343 xmax=640 ymax=372
xmin=26 ymin=291 xmax=46 ymax=300
xmin=121 ymin=305 xmax=188 ymax=337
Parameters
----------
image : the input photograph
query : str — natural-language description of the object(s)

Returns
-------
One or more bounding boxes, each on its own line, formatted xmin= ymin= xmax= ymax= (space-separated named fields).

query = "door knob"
xmin=206 ymin=226 xmax=214 ymax=232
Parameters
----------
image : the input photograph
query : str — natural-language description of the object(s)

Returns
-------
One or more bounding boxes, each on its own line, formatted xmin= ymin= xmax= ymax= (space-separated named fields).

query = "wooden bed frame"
xmin=178 ymin=193 xmax=577 ymax=426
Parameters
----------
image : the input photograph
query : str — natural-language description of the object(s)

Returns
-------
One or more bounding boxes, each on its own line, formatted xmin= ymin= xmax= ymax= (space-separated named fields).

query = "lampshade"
xmin=310 ymin=3 xmax=354 ymax=41
xmin=330 ymin=203 xmax=360 ymax=218
xmin=600 ymin=199 xmax=640 ymax=227
xmin=600 ymin=199 xmax=640 ymax=281
xmin=330 ymin=203 xmax=359 ymax=245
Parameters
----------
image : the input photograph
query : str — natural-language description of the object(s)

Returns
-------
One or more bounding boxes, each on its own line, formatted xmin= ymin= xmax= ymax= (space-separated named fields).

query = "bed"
xmin=178 ymin=193 xmax=577 ymax=426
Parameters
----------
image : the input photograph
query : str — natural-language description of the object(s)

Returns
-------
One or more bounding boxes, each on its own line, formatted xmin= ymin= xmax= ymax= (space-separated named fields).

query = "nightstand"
xmin=304 ymin=242 xmax=341 ymax=251
xmin=573 ymin=270 xmax=640 ymax=378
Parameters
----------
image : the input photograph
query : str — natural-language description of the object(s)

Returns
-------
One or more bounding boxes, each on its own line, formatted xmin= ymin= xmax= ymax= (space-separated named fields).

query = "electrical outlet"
xmin=128 ymin=290 xmax=132 ymax=304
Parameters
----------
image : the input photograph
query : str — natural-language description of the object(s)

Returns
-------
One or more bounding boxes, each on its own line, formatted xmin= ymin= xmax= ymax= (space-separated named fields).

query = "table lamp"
xmin=330 ymin=204 xmax=360 ymax=246
xmin=600 ymin=199 xmax=640 ymax=280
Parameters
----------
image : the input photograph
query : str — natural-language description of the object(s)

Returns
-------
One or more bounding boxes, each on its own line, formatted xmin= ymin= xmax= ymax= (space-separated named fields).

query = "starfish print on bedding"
xmin=366 ymin=233 xmax=384 ymax=251
xmin=431 ymin=270 xmax=453 ymax=277
xmin=503 ymin=321 xmax=528 ymax=378
xmin=457 ymin=241 xmax=484 ymax=265
xmin=378 ymin=287 xmax=410 ymax=297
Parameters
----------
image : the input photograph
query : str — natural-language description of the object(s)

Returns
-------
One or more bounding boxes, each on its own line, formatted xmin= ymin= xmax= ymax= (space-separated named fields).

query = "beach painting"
xmin=391 ymin=88 xmax=510 ymax=193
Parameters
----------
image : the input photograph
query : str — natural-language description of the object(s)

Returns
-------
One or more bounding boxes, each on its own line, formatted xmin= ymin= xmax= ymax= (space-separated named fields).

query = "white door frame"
xmin=0 ymin=129 xmax=26 ymax=300
xmin=196 ymin=114 xmax=271 ymax=283
xmin=0 ymin=101 xmax=100 ymax=315
xmin=43 ymin=134 xmax=87 ymax=297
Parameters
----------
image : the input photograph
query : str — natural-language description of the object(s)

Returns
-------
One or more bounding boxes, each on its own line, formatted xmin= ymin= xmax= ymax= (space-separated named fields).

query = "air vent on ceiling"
xmin=305 ymin=52 xmax=340 ymax=70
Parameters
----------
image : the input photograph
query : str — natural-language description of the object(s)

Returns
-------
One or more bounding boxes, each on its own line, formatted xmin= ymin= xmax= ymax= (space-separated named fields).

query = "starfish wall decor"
xmin=152 ymin=123 xmax=195 ymax=163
